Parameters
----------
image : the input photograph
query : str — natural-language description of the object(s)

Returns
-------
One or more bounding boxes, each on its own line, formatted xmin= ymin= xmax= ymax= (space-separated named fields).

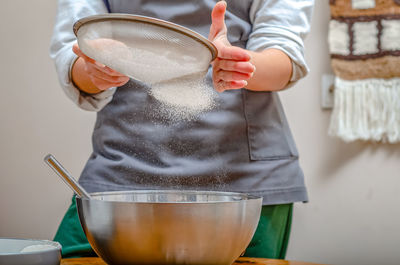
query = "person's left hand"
xmin=209 ymin=1 xmax=255 ymax=92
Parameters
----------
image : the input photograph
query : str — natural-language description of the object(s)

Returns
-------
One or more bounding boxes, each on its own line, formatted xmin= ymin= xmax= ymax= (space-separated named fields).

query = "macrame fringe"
xmin=328 ymin=77 xmax=400 ymax=143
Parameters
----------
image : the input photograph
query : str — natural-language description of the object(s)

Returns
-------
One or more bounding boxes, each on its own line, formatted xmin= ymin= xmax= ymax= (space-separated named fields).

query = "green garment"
xmin=243 ymin=203 xmax=293 ymax=259
xmin=53 ymin=197 xmax=96 ymax=258
xmin=54 ymin=197 xmax=292 ymax=259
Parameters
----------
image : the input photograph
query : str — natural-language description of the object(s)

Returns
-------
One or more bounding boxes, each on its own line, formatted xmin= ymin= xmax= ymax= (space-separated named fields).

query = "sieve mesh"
xmin=74 ymin=14 xmax=217 ymax=84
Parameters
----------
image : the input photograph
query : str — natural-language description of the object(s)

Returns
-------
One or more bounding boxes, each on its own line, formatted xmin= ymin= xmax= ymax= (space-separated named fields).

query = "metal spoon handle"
xmin=44 ymin=154 xmax=91 ymax=199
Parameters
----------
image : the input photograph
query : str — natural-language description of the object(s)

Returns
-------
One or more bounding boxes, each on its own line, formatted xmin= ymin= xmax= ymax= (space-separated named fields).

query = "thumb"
xmin=72 ymin=43 xmax=95 ymax=64
xmin=208 ymin=1 xmax=227 ymax=41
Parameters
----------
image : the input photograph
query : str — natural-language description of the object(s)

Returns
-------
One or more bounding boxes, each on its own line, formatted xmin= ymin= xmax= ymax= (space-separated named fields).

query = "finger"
xmin=214 ymin=59 xmax=255 ymax=74
xmin=91 ymin=62 xmax=127 ymax=77
xmin=214 ymin=80 xmax=227 ymax=93
xmin=91 ymin=70 xmax=129 ymax=84
xmin=226 ymin=80 xmax=248 ymax=90
xmin=89 ymin=76 xmax=114 ymax=91
xmin=217 ymin=45 xmax=251 ymax=61
xmin=73 ymin=44 xmax=125 ymax=77
xmin=86 ymin=64 xmax=130 ymax=83
xmin=72 ymin=43 xmax=96 ymax=64
xmin=215 ymin=70 xmax=252 ymax=82
xmin=209 ymin=1 xmax=227 ymax=40
xmin=214 ymin=80 xmax=247 ymax=92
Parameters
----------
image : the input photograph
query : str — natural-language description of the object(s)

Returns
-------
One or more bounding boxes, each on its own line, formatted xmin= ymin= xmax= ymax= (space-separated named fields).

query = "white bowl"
xmin=0 ymin=238 xmax=61 ymax=265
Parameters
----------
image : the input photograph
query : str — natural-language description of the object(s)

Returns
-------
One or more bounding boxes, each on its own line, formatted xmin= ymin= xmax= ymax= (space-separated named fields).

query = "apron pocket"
xmin=243 ymin=90 xmax=299 ymax=161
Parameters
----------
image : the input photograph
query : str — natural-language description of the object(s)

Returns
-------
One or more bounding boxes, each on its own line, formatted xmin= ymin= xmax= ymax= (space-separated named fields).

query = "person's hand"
xmin=72 ymin=41 xmax=129 ymax=92
xmin=209 ymin=1 xmax=255 ymax=93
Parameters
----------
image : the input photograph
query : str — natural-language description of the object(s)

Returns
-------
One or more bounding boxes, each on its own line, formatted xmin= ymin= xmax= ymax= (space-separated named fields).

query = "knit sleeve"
xmin=49 ymin=0 xmax=116 ymax=112
xmin=247 ymin=0 xmax=314 ymax=87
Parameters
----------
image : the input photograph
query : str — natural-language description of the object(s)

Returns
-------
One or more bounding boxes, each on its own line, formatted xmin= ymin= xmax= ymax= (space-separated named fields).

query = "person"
xmin=50 ymin=0 xmax=314 ymax=260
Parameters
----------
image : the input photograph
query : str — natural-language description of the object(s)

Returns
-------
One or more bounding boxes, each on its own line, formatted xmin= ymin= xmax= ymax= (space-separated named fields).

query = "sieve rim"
xmin=73 ymin=13 xmax=218 ymax=61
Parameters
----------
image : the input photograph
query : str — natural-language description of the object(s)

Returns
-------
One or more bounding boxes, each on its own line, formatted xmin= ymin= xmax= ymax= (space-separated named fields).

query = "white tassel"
xmin=328 ymin=77 xmax=400 ymax=143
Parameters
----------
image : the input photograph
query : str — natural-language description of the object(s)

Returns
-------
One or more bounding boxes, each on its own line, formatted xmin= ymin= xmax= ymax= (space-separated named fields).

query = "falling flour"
xmin=149 ymin=72 xmax=217 ymax=121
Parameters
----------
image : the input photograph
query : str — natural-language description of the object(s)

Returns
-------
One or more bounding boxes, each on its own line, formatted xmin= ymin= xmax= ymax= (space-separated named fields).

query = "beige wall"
xmin=283 ymin=2 xmax=400 ymax=265
xmin=0 ymin=0 xmax=95 ymax=241
xmin=0 ymin=1 xmax=399 ymax=265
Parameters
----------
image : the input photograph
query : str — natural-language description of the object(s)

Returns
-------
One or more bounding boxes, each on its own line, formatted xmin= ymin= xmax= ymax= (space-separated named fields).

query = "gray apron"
xmin=79 ymin=0 xmax=308 ymax=205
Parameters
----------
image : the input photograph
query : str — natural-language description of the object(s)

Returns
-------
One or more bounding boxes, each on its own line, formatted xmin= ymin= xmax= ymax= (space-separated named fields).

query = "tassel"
xmin=329 ymin=77 xmax=400 ymax=143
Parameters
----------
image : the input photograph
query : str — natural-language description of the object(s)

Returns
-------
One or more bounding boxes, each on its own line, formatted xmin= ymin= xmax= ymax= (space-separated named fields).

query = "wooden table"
xmin=61 ymin=257 xmax=325 ymax=265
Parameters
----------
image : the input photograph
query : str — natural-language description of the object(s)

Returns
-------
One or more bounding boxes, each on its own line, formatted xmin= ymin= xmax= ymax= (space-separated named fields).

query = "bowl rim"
xmin=77 ymin=190 xmax=263 ymax=204
xmin=73 ymin=13 xmax=218 ymax=61
xmin=0 ymin=238 xmax=61 ymax=256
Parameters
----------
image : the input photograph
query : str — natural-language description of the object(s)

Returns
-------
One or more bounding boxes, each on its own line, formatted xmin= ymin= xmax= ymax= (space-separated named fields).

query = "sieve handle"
xmin=44 ymin=154 xmax=91 ymax=199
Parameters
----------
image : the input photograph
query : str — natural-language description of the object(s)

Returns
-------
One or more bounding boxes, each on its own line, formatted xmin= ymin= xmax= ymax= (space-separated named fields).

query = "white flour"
xmin=78 ymin=21 xmax=217 ymax=120
xmin=20 ymin=244 xmax=57 ymax=253
xmin=149 ymin=72 xmax=217 ymax=121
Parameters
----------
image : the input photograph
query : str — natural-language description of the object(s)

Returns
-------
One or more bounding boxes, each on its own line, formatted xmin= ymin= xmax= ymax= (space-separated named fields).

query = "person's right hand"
xmin=72 ymin=42 xmax=130 ymax=93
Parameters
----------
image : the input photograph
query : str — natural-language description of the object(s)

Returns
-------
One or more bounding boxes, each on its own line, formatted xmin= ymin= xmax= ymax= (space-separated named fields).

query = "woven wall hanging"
xmin=328 ymin=0 xmax=400 ymax=143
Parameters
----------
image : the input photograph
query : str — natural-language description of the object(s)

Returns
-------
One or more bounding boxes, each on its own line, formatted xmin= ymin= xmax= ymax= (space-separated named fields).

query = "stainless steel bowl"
xmin=76 ymin=190 xmax=262 ymax=265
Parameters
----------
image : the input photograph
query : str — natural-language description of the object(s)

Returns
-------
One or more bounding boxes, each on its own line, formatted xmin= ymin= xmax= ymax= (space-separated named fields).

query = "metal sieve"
xmin=73 ymin=14 xmax=217 ymax=84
